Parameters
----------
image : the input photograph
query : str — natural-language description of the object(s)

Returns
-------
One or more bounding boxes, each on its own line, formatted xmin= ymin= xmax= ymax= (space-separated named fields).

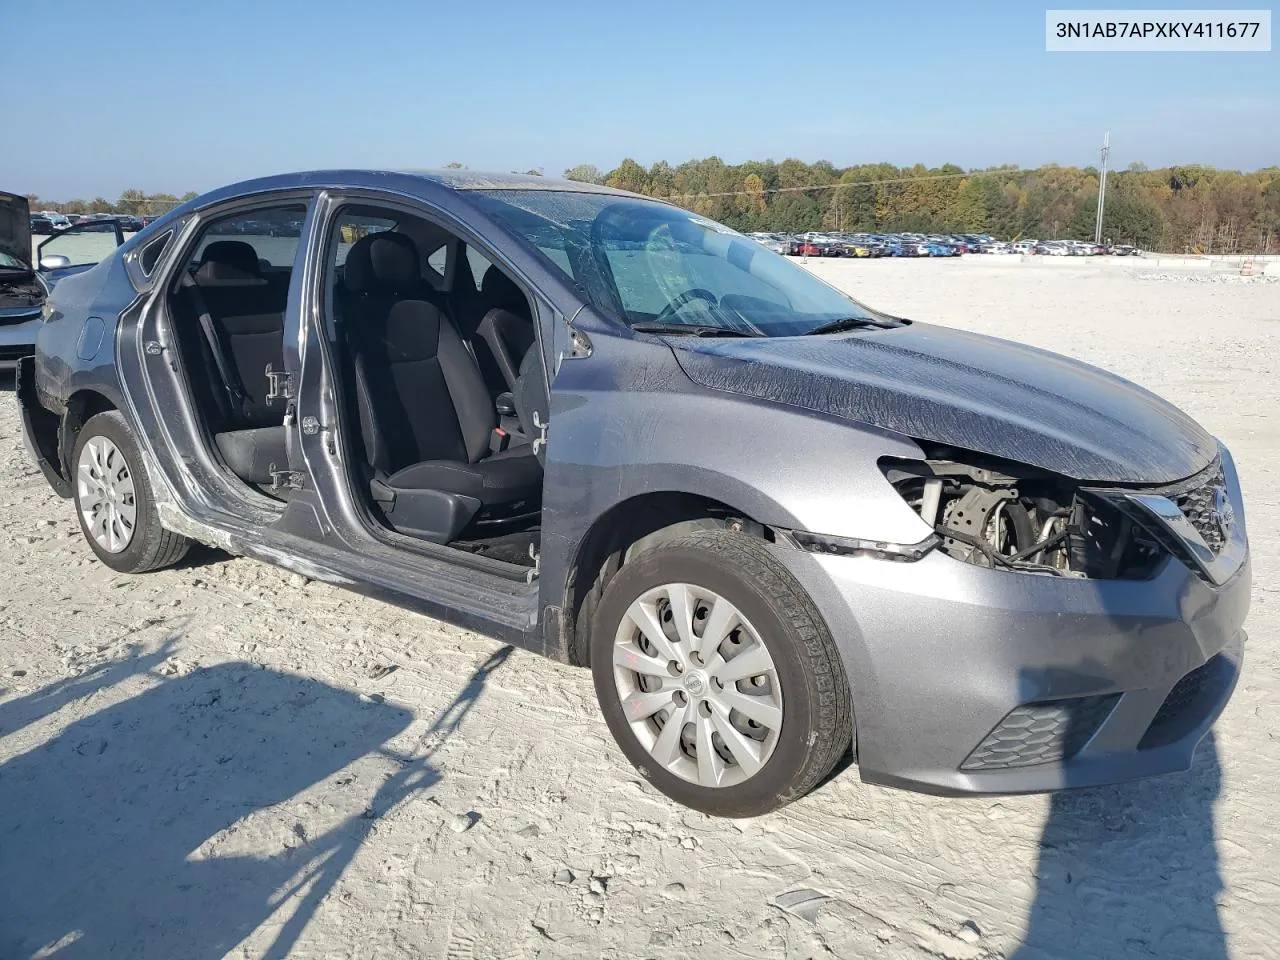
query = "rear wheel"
xmin=591 ymin=531 xmax=852 ymax=817
xmin=72 ymin=411 xmax=190 ymax=573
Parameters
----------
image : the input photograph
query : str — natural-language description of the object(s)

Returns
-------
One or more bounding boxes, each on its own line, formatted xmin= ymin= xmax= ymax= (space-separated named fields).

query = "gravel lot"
xmin=1 ymin=257 xmax=1277 ymax=959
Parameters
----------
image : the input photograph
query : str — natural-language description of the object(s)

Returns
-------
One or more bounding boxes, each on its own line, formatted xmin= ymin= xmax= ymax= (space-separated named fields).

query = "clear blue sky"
xmin=7 ymin=0 xmax=1276 ymax=200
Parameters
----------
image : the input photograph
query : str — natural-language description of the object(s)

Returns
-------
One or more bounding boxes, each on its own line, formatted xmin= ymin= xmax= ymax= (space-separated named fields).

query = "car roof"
xmin=136 ymin=169 xmax=640 ymax=243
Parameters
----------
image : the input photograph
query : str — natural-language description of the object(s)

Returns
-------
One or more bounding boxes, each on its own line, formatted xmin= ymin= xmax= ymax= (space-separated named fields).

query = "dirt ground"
xmin=1 ymin=257 xmax=1277 ymax=960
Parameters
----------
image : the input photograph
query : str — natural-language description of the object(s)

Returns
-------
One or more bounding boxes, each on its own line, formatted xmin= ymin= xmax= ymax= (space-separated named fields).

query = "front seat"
xmin=473 ymin=268 xmax=536 ymax=395
xmin=349 ymin=296 xmax=543 ymax=543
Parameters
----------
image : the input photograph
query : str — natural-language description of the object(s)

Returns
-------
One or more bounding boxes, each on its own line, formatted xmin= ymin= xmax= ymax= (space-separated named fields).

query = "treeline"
xmin=564 ymin=159 xmax=1280 ymax=253
xmin=23 ymin=189 xmax=199 ymax=218
xmin=28 ymin=161 xmax=1280 ymax=253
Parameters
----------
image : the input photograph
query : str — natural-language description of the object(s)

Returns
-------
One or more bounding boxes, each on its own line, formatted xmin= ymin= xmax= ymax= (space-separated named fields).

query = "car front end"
xmin=1 ymin=192 xmax=45 ymax=370
xmin=772 ymin=443 xmax=1248 ymax=795
xmin=664 ymin=310 xmax=1250 ymax=798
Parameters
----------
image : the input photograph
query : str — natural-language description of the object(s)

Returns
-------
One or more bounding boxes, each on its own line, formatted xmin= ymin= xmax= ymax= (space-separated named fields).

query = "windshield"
xmin=469 ymin=190 xmax=887 ymax=337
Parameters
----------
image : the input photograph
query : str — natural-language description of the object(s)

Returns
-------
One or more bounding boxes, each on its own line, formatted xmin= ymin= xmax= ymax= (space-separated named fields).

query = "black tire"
xmin=590 ymin=531 xmax=852 ymax=817
xmin=71 ymin=411 xmax=191 ymax=573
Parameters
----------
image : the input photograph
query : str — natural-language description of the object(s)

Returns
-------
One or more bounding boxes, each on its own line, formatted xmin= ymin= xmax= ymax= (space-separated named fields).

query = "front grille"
xmin=1139 ymin=655 xmax=1223 ymax=750
xmin=961 ymin=694 xmax=1120 ymax=771
xmin=1174 ymin=465 xmax=1230 ymax=554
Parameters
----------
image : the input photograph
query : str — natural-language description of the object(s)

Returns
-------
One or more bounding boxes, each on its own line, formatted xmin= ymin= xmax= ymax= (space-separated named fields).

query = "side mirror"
xmin=39 ymin=254 xmax=72 ymax=270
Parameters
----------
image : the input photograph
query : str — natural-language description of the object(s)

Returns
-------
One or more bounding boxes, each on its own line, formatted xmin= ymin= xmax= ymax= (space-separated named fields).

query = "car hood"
xmin=668 ymin=322 xmax=1216 ymax=484
xmin=0 ymin=191 xmax=33 ymax=268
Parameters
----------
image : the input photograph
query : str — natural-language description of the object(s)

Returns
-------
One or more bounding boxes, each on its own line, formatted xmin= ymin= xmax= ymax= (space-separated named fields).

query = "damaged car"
xmin=2 ymin=191 xmax=124 ymax=370
xmin=17 ymin=170 xmax=1249 ymax=816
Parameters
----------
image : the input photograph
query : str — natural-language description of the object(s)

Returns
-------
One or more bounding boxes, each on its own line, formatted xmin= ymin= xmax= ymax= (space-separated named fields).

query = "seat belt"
xmin=182 ymin=274 xmax=248 ymax=420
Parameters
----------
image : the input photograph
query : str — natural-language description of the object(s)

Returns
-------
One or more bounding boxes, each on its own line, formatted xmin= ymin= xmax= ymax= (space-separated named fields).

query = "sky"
xmin=6 ymin=0 xmax=1277 ymax=200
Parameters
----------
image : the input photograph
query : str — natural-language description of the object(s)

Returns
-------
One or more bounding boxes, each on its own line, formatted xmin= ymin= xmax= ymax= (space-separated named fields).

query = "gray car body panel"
xmin=19 ymin=169 xmax=1251 ymax=796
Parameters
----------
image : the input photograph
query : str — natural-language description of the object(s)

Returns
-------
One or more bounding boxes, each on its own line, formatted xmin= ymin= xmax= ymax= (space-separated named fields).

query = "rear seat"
xmin=182 ymin=241 xmax=289 ymax=485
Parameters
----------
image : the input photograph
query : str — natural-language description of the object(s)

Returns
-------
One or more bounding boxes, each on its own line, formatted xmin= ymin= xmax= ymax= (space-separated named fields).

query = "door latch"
xmin=268 ymin=467 xmax=305 ymax=492
xmin=531 ymin=409 xmax=549 ymax=455
xmin=265 ymin=363 xmax=294 ymax=403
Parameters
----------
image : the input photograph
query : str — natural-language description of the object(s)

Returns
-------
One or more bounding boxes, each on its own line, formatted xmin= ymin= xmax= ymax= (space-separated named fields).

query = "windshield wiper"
xmin=803 ymin=316 xmax=892 ymax=336
xmin=630 ymin=322 xmax=761 ymax=338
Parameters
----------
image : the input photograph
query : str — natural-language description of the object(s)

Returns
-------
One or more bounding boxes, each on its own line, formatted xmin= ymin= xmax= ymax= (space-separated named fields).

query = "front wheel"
xmin=72 ymin=411 xmax=191 ymax=573
xmin=591 ymin=531 xmax=852 ymax=817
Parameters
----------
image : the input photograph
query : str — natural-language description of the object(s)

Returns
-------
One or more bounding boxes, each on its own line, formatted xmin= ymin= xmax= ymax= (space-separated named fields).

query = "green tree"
xmin=117 ymin=188 xmax=147 ymax=215
xmin=605 ymin=158 xmax=649 ymax=194
xmin=563 ymin=164 xmax=604 ymax=184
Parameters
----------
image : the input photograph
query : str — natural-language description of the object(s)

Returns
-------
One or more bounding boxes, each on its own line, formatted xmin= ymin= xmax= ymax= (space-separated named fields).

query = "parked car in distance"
xmin=1034 ymin=241 xmax=1070 ymax=256
xmin=18 ymin=170 xmax=1249 ymax=816
xmin=38 ymin=211 xmax=72 ymax=231
xmin=29 ymin=215 xmax=57 ymax=235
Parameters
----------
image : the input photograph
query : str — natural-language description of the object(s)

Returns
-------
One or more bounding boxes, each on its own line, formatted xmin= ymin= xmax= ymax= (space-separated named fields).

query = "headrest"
xmin=380 ymin=299 xmax=443 ymax=362
xmin=195 ymin=240 xmax=263 ymax=283
xmin=345 ymin=232 xmax=420 ymax=294
xmin=480 ymin=267 xmax=529 ymax=318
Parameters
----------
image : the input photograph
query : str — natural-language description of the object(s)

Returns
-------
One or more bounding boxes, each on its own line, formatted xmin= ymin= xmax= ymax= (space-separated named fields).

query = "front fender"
xmin=537 ymin=333 xmax=934 ymax=621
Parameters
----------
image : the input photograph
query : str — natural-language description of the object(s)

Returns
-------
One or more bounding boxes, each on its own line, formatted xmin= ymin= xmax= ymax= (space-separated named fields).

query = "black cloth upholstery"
xmin=475 ymin=308 xmax=536 ymax=394
xmin=349 ymin=297 xmax=542 ymax=511
xmin=196 ymin=241 xmax=264 ymax=282
xmin=344 ymin=232 xmax=421 ymax=295
xmin=388 ymin=444 xmax=542 ymax=501
xmin=480 ymin=267 xmax=531 ymax=319
xmin=214 ymin=427 xmax=288 ymax=485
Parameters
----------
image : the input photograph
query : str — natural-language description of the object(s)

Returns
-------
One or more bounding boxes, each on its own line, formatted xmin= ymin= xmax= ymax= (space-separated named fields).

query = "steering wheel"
xmin=654 ymin=288 xmax=718 ymax=324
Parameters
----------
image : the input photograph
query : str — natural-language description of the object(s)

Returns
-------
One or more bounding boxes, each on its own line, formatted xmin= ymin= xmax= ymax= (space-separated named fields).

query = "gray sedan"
xmin=17 ymin=170 xmax=1249 ymax=815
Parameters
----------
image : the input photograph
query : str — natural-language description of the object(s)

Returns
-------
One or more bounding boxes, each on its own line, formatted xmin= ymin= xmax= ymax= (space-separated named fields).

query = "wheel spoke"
xmin=613 ymin=643 xmax=670 ymax=680
xmin=665 ymin=583 xmax=697 ymax=651
xmin=710 ymin=707 xmax=764 ymax=777
xmin=695 ymin=595 xmax=739 ymax=661
xmin=621 ymin=688 xmax=673 ymax=723
xmin=625 ymin=600 xmax=682 ymax=665
xmin=718 ymin=688 xmax=782 ymax=731
xmin=695 ymin=712 xmax=725 ymax=787
xmin=650 ymin=702 xmax=690 ymax=767
xmin=711 ymin=644 xmax=773 ymax=684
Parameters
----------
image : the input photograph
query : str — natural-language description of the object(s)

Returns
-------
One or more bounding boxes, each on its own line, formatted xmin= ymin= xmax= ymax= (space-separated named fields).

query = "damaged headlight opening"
xmin=880 ymin=449 xmax=1167 ymax=579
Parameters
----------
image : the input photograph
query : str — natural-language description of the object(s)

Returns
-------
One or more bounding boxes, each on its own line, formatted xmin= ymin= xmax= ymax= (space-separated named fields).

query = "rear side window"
xmin=139 ymin=230 xmax=173 ymax=276
xmin=465 ymin=246 xmax=493 ymax=290
xmin=192 ymin=207 xmax=307 ymax=268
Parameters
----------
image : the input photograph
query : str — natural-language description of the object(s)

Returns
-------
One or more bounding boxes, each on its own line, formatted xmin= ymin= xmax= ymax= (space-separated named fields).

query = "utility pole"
xmin=1094 ymin=131 xmax=1110 ymax=245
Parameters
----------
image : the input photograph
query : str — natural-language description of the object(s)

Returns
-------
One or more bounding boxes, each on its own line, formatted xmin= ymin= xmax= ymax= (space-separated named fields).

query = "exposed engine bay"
xmin=0 ymin=273 xmax=44 ymax=311
xmin=883 ymin=449 xmax=1166 ymax=579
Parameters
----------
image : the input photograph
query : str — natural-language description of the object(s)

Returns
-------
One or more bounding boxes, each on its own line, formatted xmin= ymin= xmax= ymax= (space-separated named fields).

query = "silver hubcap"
xmin=76 ymin=436 xmax=137 ymax=554
xmin=613 ymin=583 xmax=783 ymax=789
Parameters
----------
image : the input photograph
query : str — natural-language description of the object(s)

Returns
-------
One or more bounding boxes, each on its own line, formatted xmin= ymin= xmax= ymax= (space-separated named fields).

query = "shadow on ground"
xmin=0 ymin=641 xmax=512 ymax=959
xmin=1014 ymin=736 xmax=1225 ymax=959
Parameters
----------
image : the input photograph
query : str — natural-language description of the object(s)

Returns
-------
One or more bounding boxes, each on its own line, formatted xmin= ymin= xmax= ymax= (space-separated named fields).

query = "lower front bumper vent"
xmin=961 ymin=695 xmax=1120 ymax=771
xmin=1139 ymin=655 xmax=1225 ymax=750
